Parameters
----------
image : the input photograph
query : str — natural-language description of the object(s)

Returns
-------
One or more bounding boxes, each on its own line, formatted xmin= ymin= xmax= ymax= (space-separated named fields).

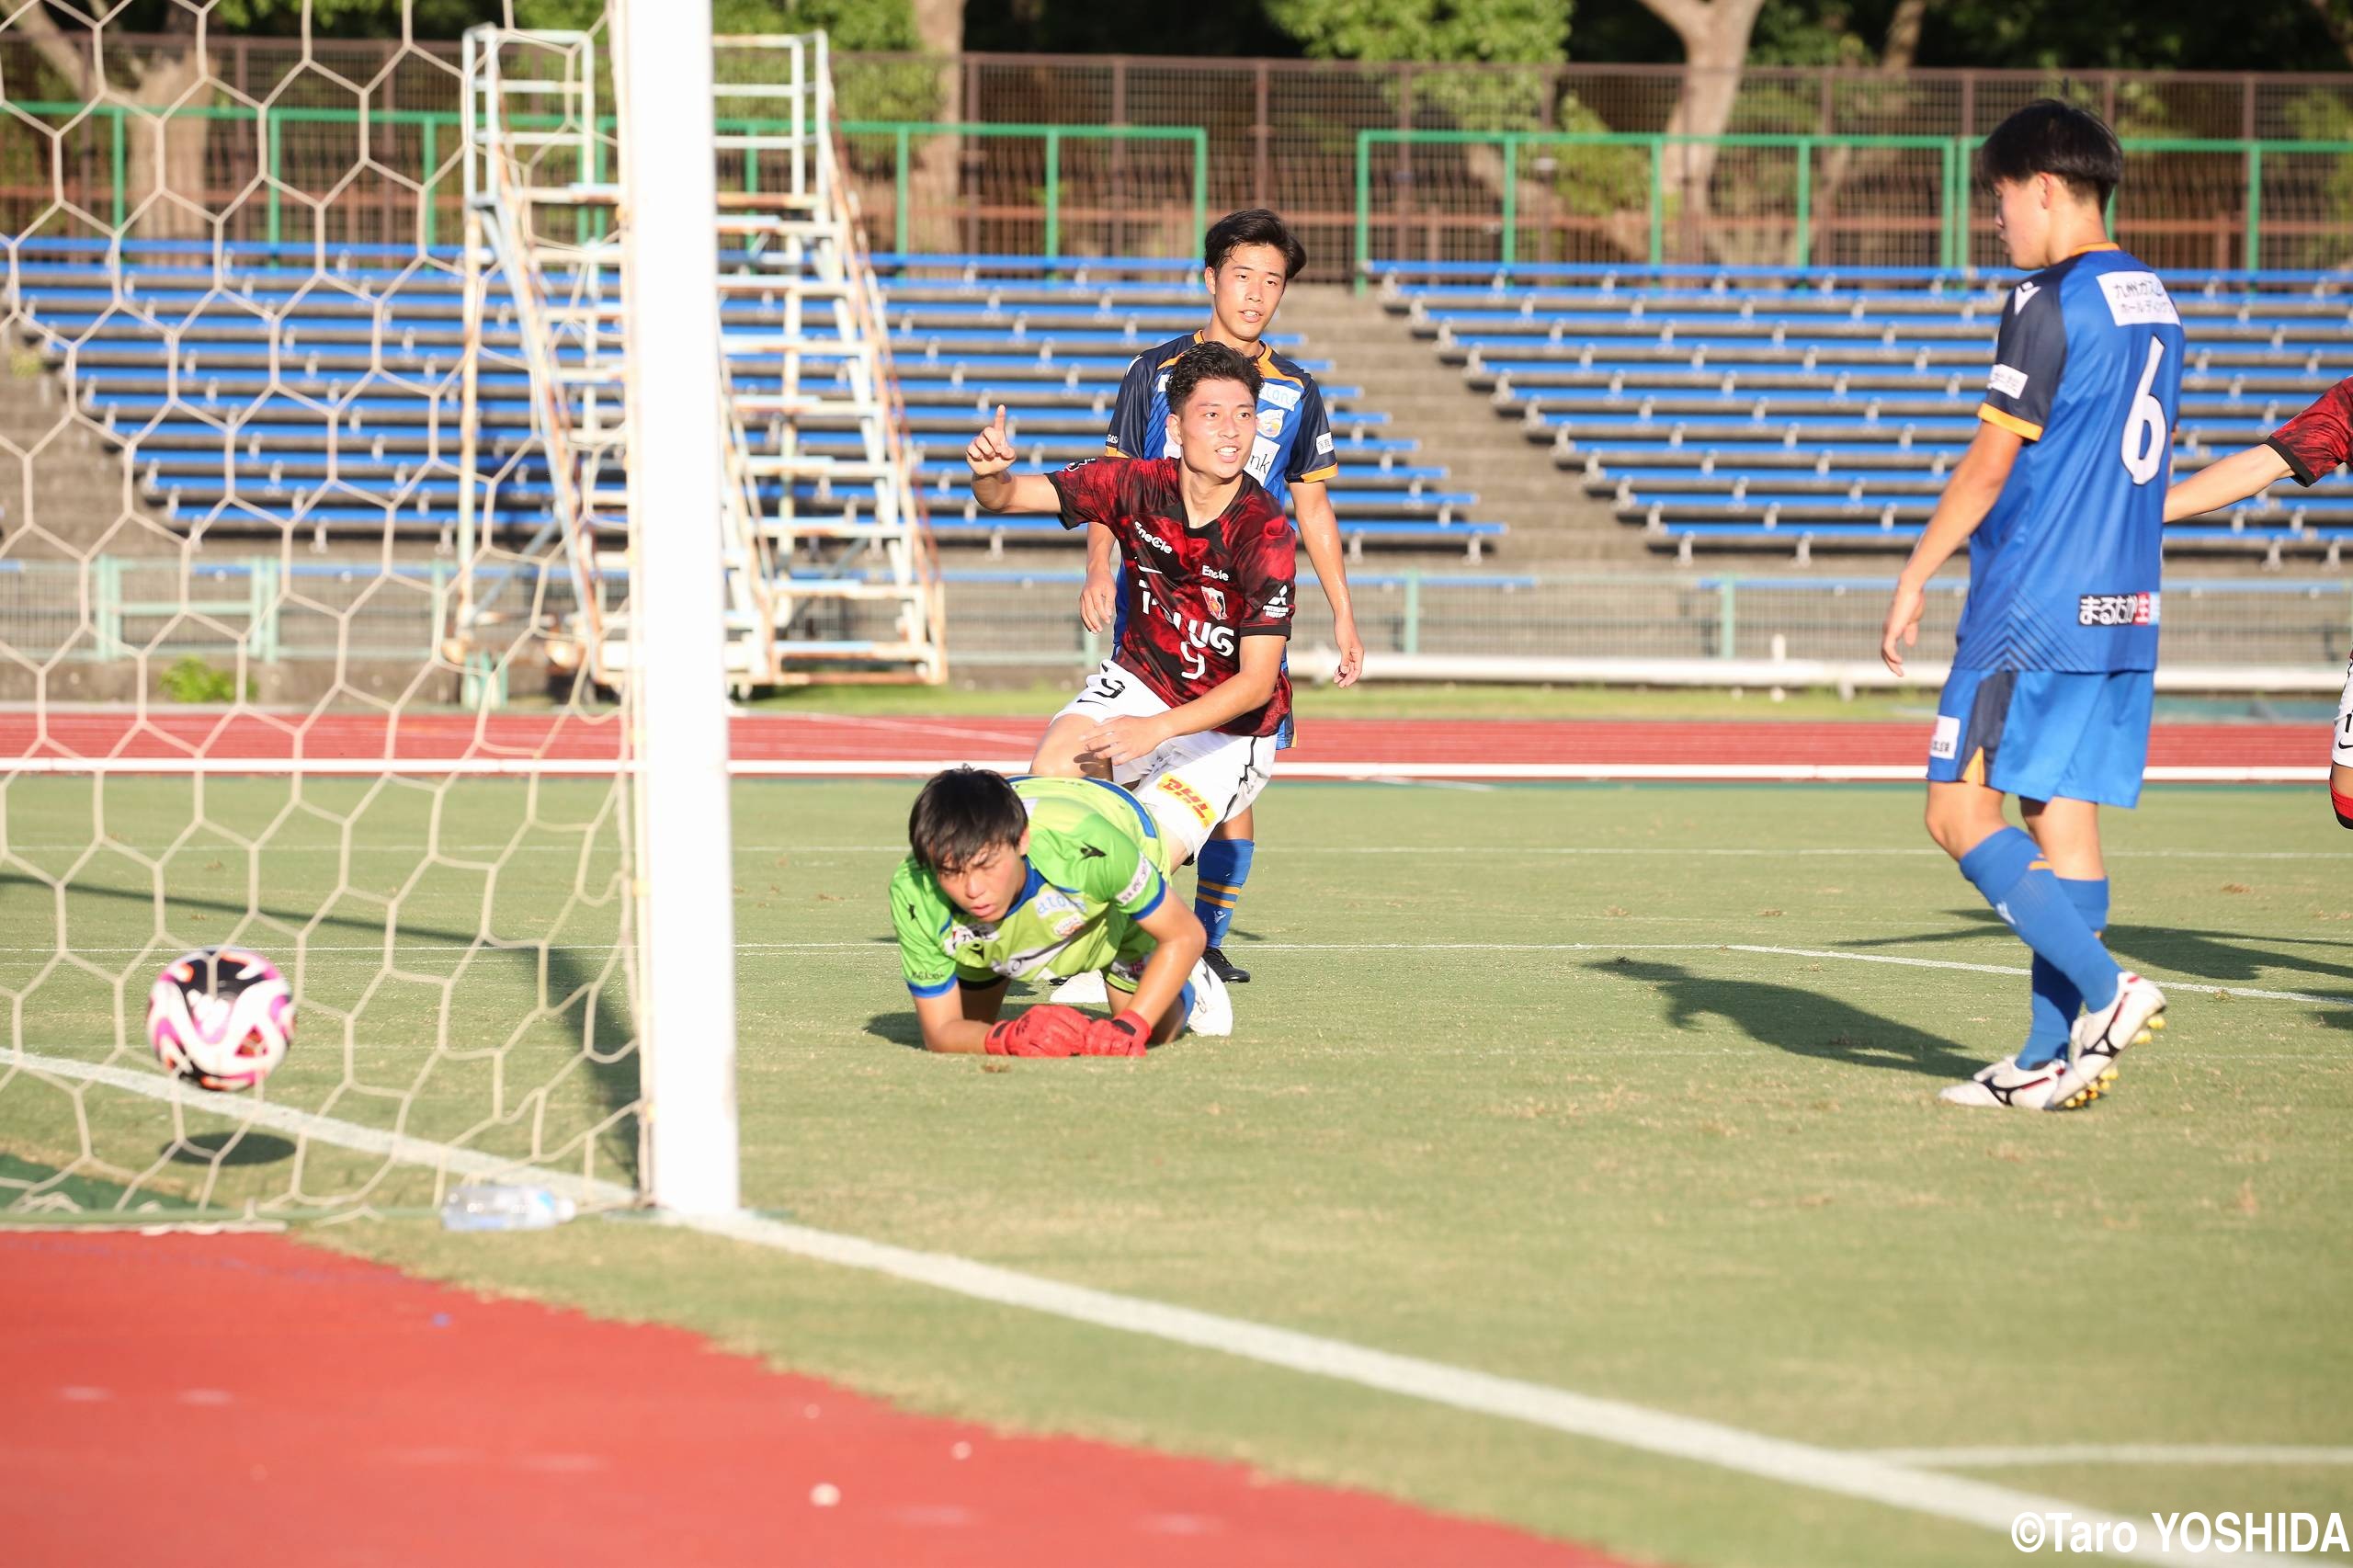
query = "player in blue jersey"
xmin=1879 ymin=100 xmax=2181 ymax=1112
xmin=1083 ymin=209 xmax=1365 ymax=987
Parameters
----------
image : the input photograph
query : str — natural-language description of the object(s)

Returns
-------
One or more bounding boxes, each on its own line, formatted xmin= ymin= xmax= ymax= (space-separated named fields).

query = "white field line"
xmin=0 ymin=756 xmax=2325 ymax=783
xmin=1862 ymin=1445 xmax=2353 ymax=1468
xmin=0 ymin=939 xmax=2345 ymax=1008
xmin=8 ymin=844 xmax=2350 ymax=861
xmin=2 ymin=1045 xmax=2288 ymax=1568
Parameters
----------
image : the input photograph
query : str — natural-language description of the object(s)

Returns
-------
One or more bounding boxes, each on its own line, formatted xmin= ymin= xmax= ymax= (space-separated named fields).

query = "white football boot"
xmin=1938 ymin=1056 xmax=2064 ymax=1109
xmin=1184 ymin=956 xmax=1233 ymax=1038
xmin=1048 ymin=971 xmax=1109 ymax=1006
xmin=2045 ymin=972 xmax=2166 ymax=1111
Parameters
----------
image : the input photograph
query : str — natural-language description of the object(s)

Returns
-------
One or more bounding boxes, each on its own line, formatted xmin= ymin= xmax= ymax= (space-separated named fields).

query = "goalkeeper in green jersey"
xmin=889 ymin=767 xmax=1228 ymax=1057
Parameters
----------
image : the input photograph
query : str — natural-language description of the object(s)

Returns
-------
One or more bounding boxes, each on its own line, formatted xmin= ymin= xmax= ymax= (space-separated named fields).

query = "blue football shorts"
xmin=1926 ymin=667 xmax=2154 ymax=809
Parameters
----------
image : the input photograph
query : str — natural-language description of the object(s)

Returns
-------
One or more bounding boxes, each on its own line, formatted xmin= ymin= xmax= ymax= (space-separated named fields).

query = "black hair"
xmin=1165 ymin=340 xmax=1261 ymax=417
xmin=1977 ymin=98 xmax=2124 ymax=210
xmin=1204 ymin=208 xmax=1308 ymax=281
xmin=908 ymin=767 xmax=1026 ymax=872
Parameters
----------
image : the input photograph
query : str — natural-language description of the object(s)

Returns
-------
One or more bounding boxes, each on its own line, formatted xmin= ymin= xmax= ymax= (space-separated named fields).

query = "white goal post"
xmin=611 ymin=0 xmax=743 ymax=1217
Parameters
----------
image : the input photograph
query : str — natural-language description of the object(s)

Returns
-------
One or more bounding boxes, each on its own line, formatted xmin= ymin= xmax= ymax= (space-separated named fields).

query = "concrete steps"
xmin=1279 ymin=285 xmax=1637 ymax=565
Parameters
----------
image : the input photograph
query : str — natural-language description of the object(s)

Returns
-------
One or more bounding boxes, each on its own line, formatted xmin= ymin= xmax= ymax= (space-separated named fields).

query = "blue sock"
xmin=2016 ymin=877 xmax=2110 ymax=1069
xmin=1194 ymin=837 xmax=1254 ymax=948
xmin=1172 ymin=979 xmax=1197 ymax=1040
xmin=1959 ymin=828 xmax=2121 ymax=1018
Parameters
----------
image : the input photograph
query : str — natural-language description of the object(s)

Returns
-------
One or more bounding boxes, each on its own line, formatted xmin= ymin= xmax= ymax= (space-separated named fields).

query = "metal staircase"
xmin=454 ymin=25 xmax=943 ymax=691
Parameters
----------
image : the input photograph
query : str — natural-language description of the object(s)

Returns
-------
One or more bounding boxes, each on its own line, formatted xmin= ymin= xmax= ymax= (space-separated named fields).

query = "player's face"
xmin=1168 ymin=377 xmax=1256 ymax=484
xmin=1204 ymin=244 xmax=1290 ymax=344
xmin=935 ymin=834 xmax=1029 ymax=924
xmin=1990 ymin=175 xmax=2053 ymax=269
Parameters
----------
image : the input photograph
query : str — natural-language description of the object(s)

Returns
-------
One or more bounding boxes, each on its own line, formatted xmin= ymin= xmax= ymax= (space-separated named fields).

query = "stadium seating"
xmin=1371 ymin=261 xmax=2353 ymax=562
xmin=0 ymin=238 xmax=1502 ymax=561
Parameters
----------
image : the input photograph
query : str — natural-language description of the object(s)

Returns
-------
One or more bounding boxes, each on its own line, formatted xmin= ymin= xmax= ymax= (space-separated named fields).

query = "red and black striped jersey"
xmin=1047 ymin=457 xmax=1296 ymax=738
xmin=2268 ymin=375 xmax=2353 ymax=486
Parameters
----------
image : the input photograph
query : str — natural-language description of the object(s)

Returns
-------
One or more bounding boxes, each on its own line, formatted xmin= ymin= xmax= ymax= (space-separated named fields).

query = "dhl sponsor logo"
xmin=1155 ymin=774 xmax=1216 ymax=826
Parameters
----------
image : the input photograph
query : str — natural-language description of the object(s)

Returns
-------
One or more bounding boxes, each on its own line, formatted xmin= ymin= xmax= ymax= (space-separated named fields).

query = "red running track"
xmin=0 ymin=710 xmax=2325 ymax=773
xmin=0 ymin=1232 xmax=1629 ymax=1568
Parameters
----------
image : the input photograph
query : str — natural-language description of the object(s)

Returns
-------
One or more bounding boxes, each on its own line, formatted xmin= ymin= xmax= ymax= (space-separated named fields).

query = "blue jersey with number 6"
xmin=1959 ymin=245 xmax=2184 ymax=673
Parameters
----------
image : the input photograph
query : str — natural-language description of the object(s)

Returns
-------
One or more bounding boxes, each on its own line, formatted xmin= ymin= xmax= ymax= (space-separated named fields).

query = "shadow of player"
xmin=1840 ymin=909 xmax=2353 ymax=998
xmin=1586 ymin=956 xmax=1990 ymax=1081
xmin=862 ymin=1011 xmax=928 ymax=1051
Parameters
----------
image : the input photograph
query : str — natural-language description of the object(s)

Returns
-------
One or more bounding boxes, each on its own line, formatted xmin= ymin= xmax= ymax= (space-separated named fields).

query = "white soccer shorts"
xmin=1051 ymin=658 xmax=1276 ymax=863
xmin=2335 ymin=652 xmax=2353 ymax=767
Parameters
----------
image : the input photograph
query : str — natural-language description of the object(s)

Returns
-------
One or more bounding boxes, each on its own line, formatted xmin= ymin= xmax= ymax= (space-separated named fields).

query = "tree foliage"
xmin=1265 ymin=0 xmax=1572 ymax=65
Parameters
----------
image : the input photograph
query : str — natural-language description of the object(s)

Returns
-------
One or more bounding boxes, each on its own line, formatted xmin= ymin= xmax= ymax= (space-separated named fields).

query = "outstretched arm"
xmin=1881 ymin=422 xmax=2021 ymax=676
xmin=2165 ymin=444 xmax=2291 ymax=522
xmin=967 ymin=404 xmax=1062 ymax=514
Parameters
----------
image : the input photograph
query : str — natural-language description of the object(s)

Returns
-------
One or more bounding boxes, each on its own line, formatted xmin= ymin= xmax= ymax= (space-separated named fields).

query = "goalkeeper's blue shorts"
xmin=1926 ymin=666 xmax=2153 ymax=810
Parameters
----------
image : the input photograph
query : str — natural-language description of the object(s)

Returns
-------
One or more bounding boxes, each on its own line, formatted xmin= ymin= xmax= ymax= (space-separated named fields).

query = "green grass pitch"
xmin=4 ymin=776 xmax=2348 ymax=1565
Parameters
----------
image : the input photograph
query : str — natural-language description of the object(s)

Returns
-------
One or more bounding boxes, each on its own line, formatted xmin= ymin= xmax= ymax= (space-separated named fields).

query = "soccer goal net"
xmin=0 ymin=2 xmax=747 ymax=1221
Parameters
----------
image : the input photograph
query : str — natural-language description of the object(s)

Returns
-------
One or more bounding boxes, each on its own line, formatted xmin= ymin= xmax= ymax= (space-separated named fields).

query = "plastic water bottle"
xmin=439 ymin=1183 xmax=577 ymax=1232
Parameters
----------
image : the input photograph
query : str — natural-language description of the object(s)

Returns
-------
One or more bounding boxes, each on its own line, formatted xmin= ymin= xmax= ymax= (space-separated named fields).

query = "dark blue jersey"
xmin=1958 ymin=246 xmax=2185 ymax=673
xmin=1104 ymin=331 xmax=1338 ymax=514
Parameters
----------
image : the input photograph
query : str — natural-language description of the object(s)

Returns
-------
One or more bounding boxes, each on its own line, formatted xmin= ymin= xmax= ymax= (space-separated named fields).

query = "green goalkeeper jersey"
xmin=892 ymin=776 xmax=1176 ymax=997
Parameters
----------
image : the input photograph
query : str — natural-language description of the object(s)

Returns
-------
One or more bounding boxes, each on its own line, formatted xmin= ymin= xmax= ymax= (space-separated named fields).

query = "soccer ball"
xmin=146 ymin=947 xmax=294 ymax=1092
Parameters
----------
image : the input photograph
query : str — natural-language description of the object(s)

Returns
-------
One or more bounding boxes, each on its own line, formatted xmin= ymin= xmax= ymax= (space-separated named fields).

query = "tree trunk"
xmin=1812 ymin=0 xmax=1929 ymax=265
xmin=907 ymin=0 xmax=964 ymax=254
xmin=1643 ymin=0 xmax=1769 ymax=258
xmin=13 ymin=6 xmax=214 ymax=237
xmin=123 ymin=49 xmax=214 ymax=239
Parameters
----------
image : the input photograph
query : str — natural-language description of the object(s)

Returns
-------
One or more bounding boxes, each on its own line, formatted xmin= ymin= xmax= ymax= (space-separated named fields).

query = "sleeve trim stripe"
xmin=906 ymin=977 xmax=957 ymax=998
xmin=1976 ymin=403 xmax=2043 ymax=442
xmin=1131 ymin=877 xmax=1166 ymax=921
xmin=2265 ymin=434 xmax=2322 ymax=486
xmin=1293 ymin=463 xmax=1339 ymax=484
xmin=1239 ymin=625 xmax=1292 ymax=639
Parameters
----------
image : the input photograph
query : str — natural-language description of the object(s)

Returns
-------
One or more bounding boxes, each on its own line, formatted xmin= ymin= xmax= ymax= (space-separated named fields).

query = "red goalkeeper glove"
xmin=1079 ymin=1010 xmax=1153 ymax=1058
xmin=983 ymin=1004 xmax=1091 ymax=1058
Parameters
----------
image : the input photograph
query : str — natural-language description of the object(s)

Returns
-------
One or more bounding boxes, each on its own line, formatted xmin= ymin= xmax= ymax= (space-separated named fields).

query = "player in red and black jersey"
xmin=967 ymin=341 xmax=1297 ymax=865
xmin=2165 ymin=375 xmax=2353 ymax=825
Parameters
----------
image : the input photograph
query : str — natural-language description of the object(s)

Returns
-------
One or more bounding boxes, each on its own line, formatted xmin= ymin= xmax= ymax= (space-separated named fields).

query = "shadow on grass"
xmin=164 ymin=1129 xmax=294 ymax=1167
xmin=1586 ymin=956 xmax=1989 ymax=1081
xmin=1840 ymin=908 xmax=2353 ymax=1000
xmin=862 ymin=1011 xmax=927 ymax=1051
xmin=16 ymin=876 xmax=641 ymax=1182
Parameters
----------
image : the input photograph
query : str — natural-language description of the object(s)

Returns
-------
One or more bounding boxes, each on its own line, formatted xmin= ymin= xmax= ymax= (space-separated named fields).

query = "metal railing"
xmin=835 ymin=121 xmax=1208 ymax=258
xmin=11 ymin=561 xmax=2349 ymax=680
xmin=1356 ymin=129 xmax=2353 ymax=276
xmin=5 ymin=43 xmax=2350 ymax=276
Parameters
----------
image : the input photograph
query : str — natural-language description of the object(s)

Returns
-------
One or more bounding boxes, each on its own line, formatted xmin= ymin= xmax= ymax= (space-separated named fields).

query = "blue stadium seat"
xmin=1369 ymin=259 xmax=2353 ymax=560
xmin=1 ymin=237 xmax=1503 ymax=557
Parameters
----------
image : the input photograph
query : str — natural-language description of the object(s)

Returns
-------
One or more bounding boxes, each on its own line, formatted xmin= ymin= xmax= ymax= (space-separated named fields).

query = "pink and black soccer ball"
xmin=146 ymin=947 xmax=294 ymax=1092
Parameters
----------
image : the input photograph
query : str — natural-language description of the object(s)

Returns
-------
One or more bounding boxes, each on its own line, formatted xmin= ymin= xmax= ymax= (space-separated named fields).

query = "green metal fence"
xmin=0 ymin=101 xmax=1207 ymax=259
xmin=837 ymin=121 xmax=1207 ymax=258
xmin=1355 ymin=129 xmax=2353 ymax=277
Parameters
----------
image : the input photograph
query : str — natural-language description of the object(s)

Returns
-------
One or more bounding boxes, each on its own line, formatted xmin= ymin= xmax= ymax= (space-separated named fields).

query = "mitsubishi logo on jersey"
xmin=2012 ymin=280 xmax=2040 ymax=313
